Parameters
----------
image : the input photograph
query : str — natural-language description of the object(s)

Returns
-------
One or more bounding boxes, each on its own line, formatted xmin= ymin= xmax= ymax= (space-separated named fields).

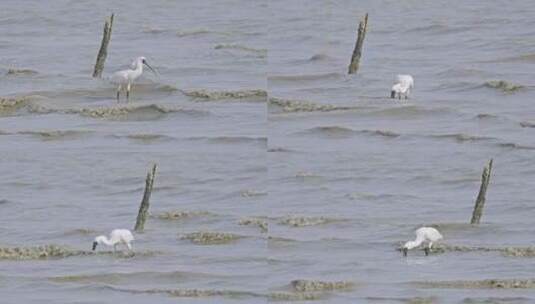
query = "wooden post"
xmin=134 ymin=164 xmax=157 ymax=232
xmin=92 ymin=13 xmax=114 ymax=78
xmin=470 ymin=159 xmax=493 ymax=224
xmin=348 ymin=13 xmax=368 ymax=74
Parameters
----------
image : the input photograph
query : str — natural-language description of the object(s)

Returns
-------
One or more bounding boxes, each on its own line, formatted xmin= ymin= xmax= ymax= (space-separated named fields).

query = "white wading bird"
xmin=391 ymin=74 xmax=414 ymax=100
xmin=92 ymin=229 xmax=134 ymax=253
xmin=402 ymin=226 xmax=443 ymax=256
xmin=111 ymin=56 xmax=157 ymax=102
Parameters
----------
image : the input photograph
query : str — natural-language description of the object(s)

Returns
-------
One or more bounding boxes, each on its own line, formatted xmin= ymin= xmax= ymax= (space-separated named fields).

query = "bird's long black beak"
xmin=143 ymin=61 xmax=158 ymax=75
xmin=403 ymin=248 xmax=408 ymax=257
xmin=391 ymin=90 xmax=396 ymax=99
xmin=92 ymin=241 xmax=98 ymax=251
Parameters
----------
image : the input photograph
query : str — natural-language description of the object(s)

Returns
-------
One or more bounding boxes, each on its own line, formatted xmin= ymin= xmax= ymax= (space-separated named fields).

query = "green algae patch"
xmin=291 ymin=279 xmax=355 ymax=292
xmin=0 ymin=245 xmax=84 ymax=260
xmin=417 ymin=244 xmax=535 ymax=257
xmin=0 ymin=97 xmax=29 ymax=113
xmin=415 ymin=279 xmax=535 ymax=289
xmin=278 ymin=216 xmax=343 ymax=227
xmin=269 ymin=97 xmax=360 ymax=113
xmin=268 ymin=291 xmax=326 ymax=301
xmin=238 ymin=217 xmax=268 ymax=233
xmin=0 ymin=245 xmax=157 ymax=260
xmin=484 ymin=80 xmax=523 ymax=93
xmin=6 ymin=69 xmax=38 ymax=76
xmin=367 ymin=296 xmax=438 ymax=304
xmin=180 ymin=232 xmax=244 ymax=245
xmin=119 ymin=287 xmax=262 ymax=299
xmin=182 ymin=89 xmax=267 ymax=101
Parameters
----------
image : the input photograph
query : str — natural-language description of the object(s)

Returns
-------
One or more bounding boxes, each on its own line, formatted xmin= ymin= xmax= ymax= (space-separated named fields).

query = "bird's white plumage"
xmin=110 ymin=56 xmax=156 ymax=102
xmin=403 ymin=226 xmax=443 ymax=251
xmin=93 ymin=229 xmax=134 ymax=252
xmin=391 ymin=74 xmax=414 ymax=99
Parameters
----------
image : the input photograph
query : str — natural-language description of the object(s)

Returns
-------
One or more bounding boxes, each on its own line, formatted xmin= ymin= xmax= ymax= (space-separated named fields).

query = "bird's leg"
xmin=126 ymin=83 xmax=131 ymax=102
xmin=116 ymin=85 xmax=122 ymax=103
xmin=424 ymin=242 xmax=433 ymax=256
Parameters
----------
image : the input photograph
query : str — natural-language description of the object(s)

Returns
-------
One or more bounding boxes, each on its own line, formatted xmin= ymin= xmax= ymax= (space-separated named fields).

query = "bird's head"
xmin=137 ymin=56 xmax=157 ymax=75
xmin=391 ymin=84 xmax=401 ymax=98
xmin=92 ymin=235 xmax=105 ymax=251
xmin=401 ymin=241 xmax=414 ymax=256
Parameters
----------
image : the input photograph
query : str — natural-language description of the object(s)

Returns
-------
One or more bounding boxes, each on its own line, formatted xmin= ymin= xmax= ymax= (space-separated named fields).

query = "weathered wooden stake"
xmin=92 ymin=13 xmax=114 ymax=78
xmin=134 ymin=164 xmax=157 ymax=232
xmin=470 ymin=159 xmax=493 ymax=224
xmin=348 ymin=13 xmax=368 ymax=74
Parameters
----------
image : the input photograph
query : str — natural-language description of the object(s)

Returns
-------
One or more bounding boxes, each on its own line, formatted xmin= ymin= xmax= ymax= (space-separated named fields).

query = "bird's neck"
xmin=407 ymin=238 xmax=424 ymax=249
xmin=133 ymin=62 xmax=143 ymax=74
xmin=97 ymin=236 xmax=114 ymax=246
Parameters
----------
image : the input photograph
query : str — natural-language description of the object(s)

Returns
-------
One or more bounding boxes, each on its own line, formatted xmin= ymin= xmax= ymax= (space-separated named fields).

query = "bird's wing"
xmin=110 ymin=70 xmax=129 ymax=84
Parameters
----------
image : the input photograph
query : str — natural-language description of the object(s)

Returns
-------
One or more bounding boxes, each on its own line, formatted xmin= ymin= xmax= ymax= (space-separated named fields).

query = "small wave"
xmin=431 ymin=133 xmax=494 ymax=143
xmin=186 ymin=136 xmax=266 ymax=146
xmin=182 ymin=89 xmax=266 ymax=101
xmin=299 ymin=126 xmax=355 ymax=138
xmin=51 ymin=270 xmax=218 ymax=284
xmin=214 ymin=44 xmax=267 ymax=56
xmin=269 ymin=72 xmax=343 ymax=83
xmin=179 ymin=232 xmax=245 ymax=245
xmin=115 ymin=287 xmax=263 ymax=299
xmin=484 ymin=80 xmax=524 ymax=93
xmin=295 ymin=171 xmax=320 ymax=178
xmin=308 ymin=53 xmax=332 ymax=62
xmin=114 ymin=133 xmax=174 ymax=143
xmin=176 ymin=29 xmax=214 ymax=37
xmin=270 ymin=97 xmax=361 ymax=113
xmin=141 ymin=27 xmax=167 ymax=34
xmin=156 ymin=210 xmax=214 ymax=220
xmin=63 ymin=228 xmax=97 ymax=236
xmin=5 ymin=68 xmax=38 ymax=76
xmin=407 ymin=23 xmax=471 ymax=35
xmin=240 ymin=189 xmax=267 ymax=197
xmin=475 ymin=113 xmax=499 ymax=120
xmin=361 ymin=129 xmax=400 ymax=138
xmin=268 ymin=147 xmax=294 ymax=153
xmin=370 ymin=105 xmax=453 ymax=118
xmin=520 ymin=121 xmax=535 ymax=128
xmin=497 ymin=142 xmax=535 ymax=150
xmin=59 ymin=104 xmax=206 ymax=120
xmin=492 ymin=53 xmax=535 ymax=63
xmin=290 ymin=280 xmax=354 ymax=292
xmin=239 ymin=217 xmax=268 ymax=233
xmin=298 ymin=126 xmax=400 ymax=138
xmin=18 ymin=130 xmax=92 ymax=141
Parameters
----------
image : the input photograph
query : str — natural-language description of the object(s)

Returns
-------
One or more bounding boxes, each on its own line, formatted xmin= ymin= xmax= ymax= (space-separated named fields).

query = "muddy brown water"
xmin=1 ymin=0 xmax=535 ymax=303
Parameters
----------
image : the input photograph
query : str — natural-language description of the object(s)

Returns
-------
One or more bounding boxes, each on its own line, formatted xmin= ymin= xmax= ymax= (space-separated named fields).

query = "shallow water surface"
xmin=1 ymin=0 xmax=535 ymax=303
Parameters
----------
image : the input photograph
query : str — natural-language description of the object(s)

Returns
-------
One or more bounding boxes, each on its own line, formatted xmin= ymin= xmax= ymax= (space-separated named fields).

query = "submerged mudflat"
xmin=1 ymin=0 xmax=535 ymax=303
